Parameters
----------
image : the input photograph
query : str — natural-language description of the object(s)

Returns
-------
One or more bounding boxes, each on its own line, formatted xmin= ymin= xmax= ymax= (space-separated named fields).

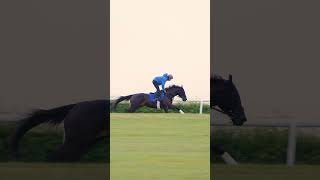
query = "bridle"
xmin=211 ymin=91 xmax=234 ymax=117
xmin=211 ymin=106 xmax=232 ymax=117
xmin=166 ymin=86 xmax=185 ymax=102
xmin=212 ymin=106 xmax=225 ymax=114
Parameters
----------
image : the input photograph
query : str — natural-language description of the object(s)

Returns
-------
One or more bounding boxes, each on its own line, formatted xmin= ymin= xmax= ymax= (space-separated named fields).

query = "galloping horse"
xmin=8 ymin=100 xmax=109 ymax=162
xmin=211 ymin=74 xmax=247 ymax=164
xmin=113 ymin=85 xmax=187 ymax=113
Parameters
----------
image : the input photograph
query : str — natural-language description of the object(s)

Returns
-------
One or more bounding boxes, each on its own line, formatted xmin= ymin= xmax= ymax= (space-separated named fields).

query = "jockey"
xmin=152 ymin=73 xmax=173 ymax=100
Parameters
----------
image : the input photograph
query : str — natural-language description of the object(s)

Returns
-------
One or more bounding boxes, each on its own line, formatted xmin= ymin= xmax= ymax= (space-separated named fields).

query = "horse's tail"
xmin=8 ymin=104 xmax=76 ymax=157
xmin=112 ymin=95 xmax=133 ymax=110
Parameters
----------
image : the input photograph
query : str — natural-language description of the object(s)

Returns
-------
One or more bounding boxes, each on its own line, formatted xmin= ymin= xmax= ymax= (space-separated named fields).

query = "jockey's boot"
xmin=155 ymin=91 xmax=161 ymax=109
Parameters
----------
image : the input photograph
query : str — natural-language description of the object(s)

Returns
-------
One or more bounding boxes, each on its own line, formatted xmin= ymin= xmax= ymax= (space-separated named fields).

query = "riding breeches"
xmin=152 ymin=80 xmax=161 ymax=98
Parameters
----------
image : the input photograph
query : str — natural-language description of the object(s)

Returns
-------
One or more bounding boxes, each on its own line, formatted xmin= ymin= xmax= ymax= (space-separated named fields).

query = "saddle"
xmin=149 ymin=91 xmax=165 ymax=102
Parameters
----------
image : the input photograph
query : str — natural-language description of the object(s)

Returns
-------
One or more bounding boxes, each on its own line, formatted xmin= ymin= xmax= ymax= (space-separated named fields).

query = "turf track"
xmin=111 ymin=113 xmax=210 ymax=180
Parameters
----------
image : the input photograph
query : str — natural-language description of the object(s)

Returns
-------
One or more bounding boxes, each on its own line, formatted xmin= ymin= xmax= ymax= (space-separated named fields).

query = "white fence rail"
xmin=181 ymin=100 xmax=209 ymax=114
xmin=211 ymin=120 xmax=320 ymax=166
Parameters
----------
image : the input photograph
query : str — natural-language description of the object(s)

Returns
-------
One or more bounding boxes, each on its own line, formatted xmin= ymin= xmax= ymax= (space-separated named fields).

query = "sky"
xmin=111 ymin=0 xmax=210 ymax=100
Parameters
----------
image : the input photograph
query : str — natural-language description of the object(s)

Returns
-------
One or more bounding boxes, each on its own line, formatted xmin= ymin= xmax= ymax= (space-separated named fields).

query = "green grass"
xmin=212 ymin=164 xmax=320 ymax=179
xmin=0 ymin=163 xmax=109 ymax=180
xmin=111 ymin=113 xmax=210 ymax=180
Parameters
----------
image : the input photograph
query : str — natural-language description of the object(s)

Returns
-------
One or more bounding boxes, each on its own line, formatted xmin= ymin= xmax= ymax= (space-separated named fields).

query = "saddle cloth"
xmin=149 ymin=91 xmax=165 ymax=102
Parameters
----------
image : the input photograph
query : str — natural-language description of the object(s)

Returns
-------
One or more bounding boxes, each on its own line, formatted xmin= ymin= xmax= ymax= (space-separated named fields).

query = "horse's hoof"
xmin=179 ymin=110 xmax=185 ymax=114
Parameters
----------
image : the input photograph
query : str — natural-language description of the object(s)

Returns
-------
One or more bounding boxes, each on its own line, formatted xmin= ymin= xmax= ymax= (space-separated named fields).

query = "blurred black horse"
xmin=8 ymin=100 xmax=109 ymax=162
xmin=211 ymin=74 xmax=247 ymax=164
xmin=113 ymin=85 xmax=187 ymax=113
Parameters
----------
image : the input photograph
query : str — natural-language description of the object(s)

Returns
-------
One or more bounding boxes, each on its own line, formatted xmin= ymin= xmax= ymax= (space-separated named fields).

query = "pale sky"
xmin=111 ymin=0 xmax=210 ymax=100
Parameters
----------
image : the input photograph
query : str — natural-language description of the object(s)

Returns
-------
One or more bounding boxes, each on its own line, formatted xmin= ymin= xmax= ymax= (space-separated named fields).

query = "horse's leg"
xmin=168 ymin=104 xmax=184 ymax=114
xmin=46 ymin=141 xmax=81 ymax=162
xmin=47 ymin=138 xmax=95 ymax=162
xmin=212 ymin=144 xmax=238 ymax=165
xmin=212 ymin=144 xmax=225 ymax=155
xmin=49 ymin=124 xmax=96 ymax=162
xmin=127 ymin=97 xmax=144 ymax=112
xmin=163 ymin=104 xmax=169 ymax=113
xmin=127 ymin=104 xmax=140 ymax=113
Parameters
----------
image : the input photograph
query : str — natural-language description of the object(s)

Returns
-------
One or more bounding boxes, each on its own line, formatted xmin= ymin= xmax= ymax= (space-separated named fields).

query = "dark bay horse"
xmin=211 ymin=74 xmax=246 ymax=125
xmin=211 ymin=74 xmax=247 ymax=164
xmin=8 ymin=100 xmax=109 ymax=162
xmin=113 ymin=85 xmax=187 ymax=113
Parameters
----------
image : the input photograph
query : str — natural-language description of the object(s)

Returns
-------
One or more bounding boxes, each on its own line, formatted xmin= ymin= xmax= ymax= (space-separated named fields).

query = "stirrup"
xmin=156 ymin=101 xmax=161 ymax=109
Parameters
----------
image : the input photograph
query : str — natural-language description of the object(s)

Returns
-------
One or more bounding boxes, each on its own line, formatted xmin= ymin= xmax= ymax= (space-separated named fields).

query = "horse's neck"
xmin=166 ymin=89 xmax=177 ymax=102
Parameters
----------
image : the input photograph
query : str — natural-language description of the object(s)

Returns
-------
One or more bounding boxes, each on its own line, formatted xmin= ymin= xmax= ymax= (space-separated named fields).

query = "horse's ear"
xmin=228 ymin=74 xmax=233 ymax=82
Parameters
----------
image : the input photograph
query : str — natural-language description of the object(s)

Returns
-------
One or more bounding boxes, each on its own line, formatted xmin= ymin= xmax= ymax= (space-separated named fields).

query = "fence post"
xmin=287 ymin=121 xmax=297 ymax=166
xmin=199 ymin=100 xmax=203 ymax=114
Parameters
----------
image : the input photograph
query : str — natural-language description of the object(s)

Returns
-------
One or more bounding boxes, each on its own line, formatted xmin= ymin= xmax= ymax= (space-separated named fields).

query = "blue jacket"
xmin=153 ymin=73 xmax=170 ymax=90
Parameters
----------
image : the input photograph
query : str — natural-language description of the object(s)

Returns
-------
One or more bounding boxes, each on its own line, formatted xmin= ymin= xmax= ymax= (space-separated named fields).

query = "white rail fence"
xmin=212 ymin=120 xmax=320 ymax=166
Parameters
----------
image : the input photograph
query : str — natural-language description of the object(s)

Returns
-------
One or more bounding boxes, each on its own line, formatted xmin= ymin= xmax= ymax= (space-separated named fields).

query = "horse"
xmin=211 ymin=74 xmax=247 ymax=164
xmin=113 ymin=85 xmax=187 ymax=113
xmin=211 ymin=74 xmax=247 ymax=125
xmin=8 ymin=100 xmax=109 ymax=162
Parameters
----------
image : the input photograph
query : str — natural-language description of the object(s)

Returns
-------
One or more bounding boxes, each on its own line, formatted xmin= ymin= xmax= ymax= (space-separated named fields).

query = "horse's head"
xmin=211 ymin=74 xmax=247 ymax=126
xmin=166 ymin=85 xmax=187 ymax=101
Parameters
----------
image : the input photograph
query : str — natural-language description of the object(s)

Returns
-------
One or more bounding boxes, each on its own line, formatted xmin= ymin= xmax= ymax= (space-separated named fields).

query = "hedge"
xmin=0 ymin=123 xmax=108 ymax=162
xmin=212 ymin=128 xmax=320 ymax=164
xmin=110 ymin=102 xmax=210 ymax=114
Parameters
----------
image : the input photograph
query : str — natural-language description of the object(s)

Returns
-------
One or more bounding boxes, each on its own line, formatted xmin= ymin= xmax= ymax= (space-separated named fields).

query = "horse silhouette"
xmin=211 ymin=74 xmax=247 ymax=164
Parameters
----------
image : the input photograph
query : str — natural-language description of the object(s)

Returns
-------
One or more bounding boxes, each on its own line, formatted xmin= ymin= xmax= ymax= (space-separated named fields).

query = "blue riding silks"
xmin=153 ymin=73 xmax=169 ymax=90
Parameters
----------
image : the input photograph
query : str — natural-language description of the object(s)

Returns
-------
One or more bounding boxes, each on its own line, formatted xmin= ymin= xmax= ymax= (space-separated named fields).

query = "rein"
xmin=210 ymin=107 xmax=234 ymax=126
xmin=212 ymin=106 xmax=230 ymax=116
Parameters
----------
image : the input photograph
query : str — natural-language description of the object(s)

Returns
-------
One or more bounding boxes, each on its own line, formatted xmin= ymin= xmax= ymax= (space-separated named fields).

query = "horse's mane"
xmin=212 ymin=74 xmax=238 ymax=92
xmin=212 ymin=74 xmax=224 ymax=81
xmin=165 ymin=85 xmax=182 ymax=91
